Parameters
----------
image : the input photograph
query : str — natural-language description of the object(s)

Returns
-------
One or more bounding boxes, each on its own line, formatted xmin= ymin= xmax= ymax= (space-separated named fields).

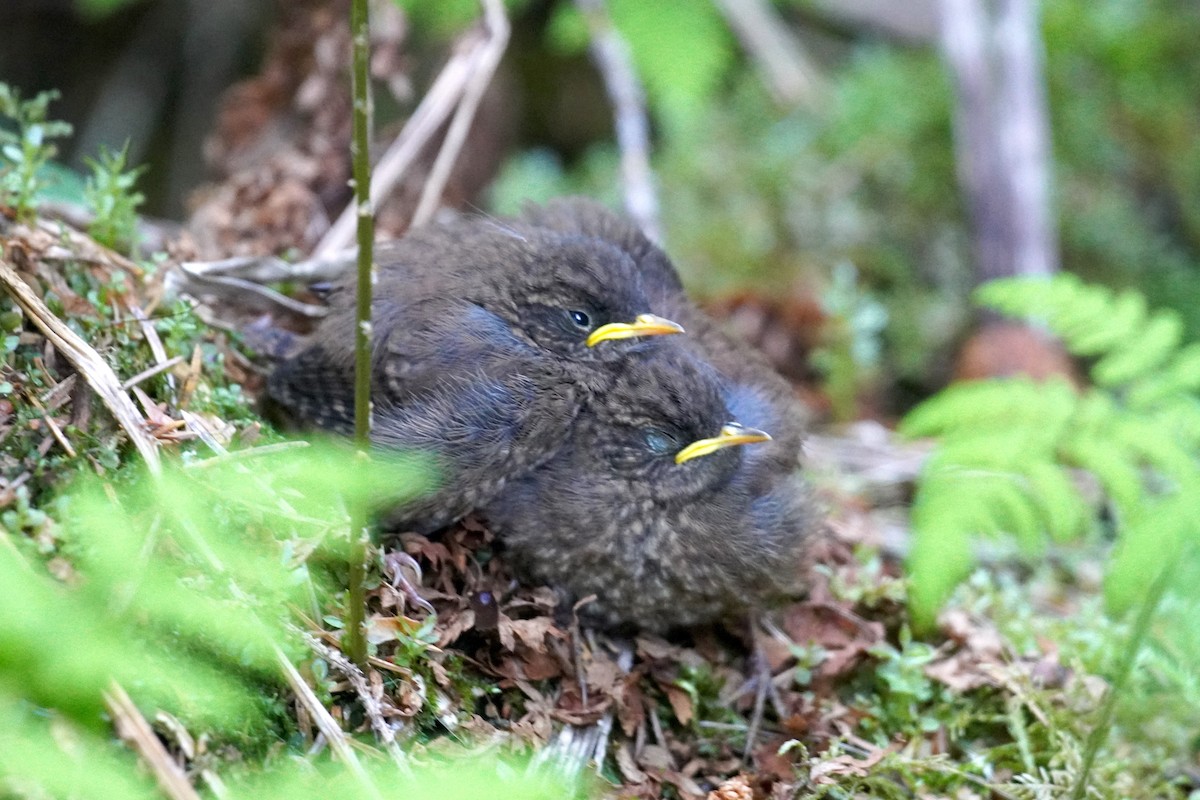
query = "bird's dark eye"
xmin=643 ymin=429 xmax=676 ymax=455
xmin=568 ymin=309 xmax=592 ymax=329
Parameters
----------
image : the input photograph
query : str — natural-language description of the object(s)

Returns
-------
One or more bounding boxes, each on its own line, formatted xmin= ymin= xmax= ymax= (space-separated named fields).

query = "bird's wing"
xmin=266 ymin=295 xmax=521 ymax=432
xmin=371 ymin=355 xmax=579 ymax=533
xmin=266 ymin=339 xmax=358 ymax=433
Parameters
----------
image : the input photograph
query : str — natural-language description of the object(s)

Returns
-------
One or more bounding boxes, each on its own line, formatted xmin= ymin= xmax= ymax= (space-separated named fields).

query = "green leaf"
xmin=1093 ymin=311 xmax=1183 ymax=386
xmin=609 ymin=0 xmax=735 ymax=128
xmin=546 ymin=4 xmax=589 ymax=55
xmin=1024 ymin=460 xmax=1087 ymax=542
xmin=907 ymin=481 xmax=976 ymax=631
xmin=1103 ymin=498 xmax=1192 ymax=615
xmin=907 ymin=275 xmax=1200 ymax=628
xmin=1070 ymin=288 xmax=1146 ymax=355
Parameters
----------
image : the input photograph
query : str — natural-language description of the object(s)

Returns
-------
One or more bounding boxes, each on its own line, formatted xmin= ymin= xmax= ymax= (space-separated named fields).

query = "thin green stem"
xmin=345 ymin=0 xmax=374 ymax=670
xmin=1069 ymin=545 xmax=1181 ymax=799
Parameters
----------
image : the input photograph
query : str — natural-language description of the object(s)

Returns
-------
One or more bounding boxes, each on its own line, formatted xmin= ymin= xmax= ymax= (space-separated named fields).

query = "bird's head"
xmin=582 ymin=352 xmax=772 ymax=502
xmin=484 ymin=233 xmax=684 ymax=365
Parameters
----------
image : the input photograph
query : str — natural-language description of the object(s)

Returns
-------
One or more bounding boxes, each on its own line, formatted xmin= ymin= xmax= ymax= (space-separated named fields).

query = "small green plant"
xmin=83 ymin=142 xmax=145 ymax=251
xmin=901 ymin=273 xmax=1200 ymax=796
xmin=0 ymin=445 xmax=509 ymax=798
xmin=862 ymin=627 xmax=943 ymax=738
xmin=902 ymin=273 xmax=1200 ymax=624
xmin=814 ymin=261 xmax=888 ymax=421
xmin=0 ymin=84 xmax=74 ymax=220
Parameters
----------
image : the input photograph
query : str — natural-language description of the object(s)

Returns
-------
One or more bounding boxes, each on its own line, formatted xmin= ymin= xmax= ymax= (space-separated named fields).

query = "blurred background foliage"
xmin=2 ymin=0 xmax=1198 ymax=412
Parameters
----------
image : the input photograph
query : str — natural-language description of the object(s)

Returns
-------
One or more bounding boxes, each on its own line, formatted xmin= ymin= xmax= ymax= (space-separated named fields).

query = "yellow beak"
xmin=586 ymin=313 xmax=685 ymax=347
xmin=674 ymin=423 xmax=772 ymax=465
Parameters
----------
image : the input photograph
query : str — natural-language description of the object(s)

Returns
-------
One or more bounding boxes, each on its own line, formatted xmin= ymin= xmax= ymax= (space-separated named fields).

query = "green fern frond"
xmin=1092 ymin=312 xmax=1183 ymax=387
xmin=976 ymin=274 xmax=1188 ymax=387
xmin=1103 ymin=497 xmax=1194 ymax=617
xmin=900 ymin=377 xmax=1076 ymax=443
xmin=1058 ymin=437 xmax=1143 ymax=517
xmin=906 ymin=275 xmax=1200 ymax=629
xmin=1023 ymin=461 xmax=1088 ymax=543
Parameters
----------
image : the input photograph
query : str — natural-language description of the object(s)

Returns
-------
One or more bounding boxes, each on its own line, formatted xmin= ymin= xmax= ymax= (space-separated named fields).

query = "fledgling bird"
xmin=482 ymin=350 xmax=814 ymax=632
xmin=267 ymin=210 xmax=685 ymax=533
xmin=520 ymin=198 xmax=808 ymax=485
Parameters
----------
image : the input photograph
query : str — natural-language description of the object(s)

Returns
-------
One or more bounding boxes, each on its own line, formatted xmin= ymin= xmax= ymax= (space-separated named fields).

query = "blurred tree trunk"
xmin=938 ymin=0 xmax=1057 ymax=282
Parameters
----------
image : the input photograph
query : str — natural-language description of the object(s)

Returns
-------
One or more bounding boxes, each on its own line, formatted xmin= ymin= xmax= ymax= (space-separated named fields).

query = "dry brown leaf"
xmin=661 ymin=770 xmax=707 ymax=799
xmin=365 ymin=614 xmax=424 ymax=645
xmin=924 ymin=653 xmax=998 ymax=693
xmin=780 ymin=602 xmax=884 ymax=679
xmin=584 ymin=654 xmax=624 ymax=697
xmin=639 ymin=744 xmax=675 ymax=771
xmin=616 ymin=743 xmax=649 ymax=783
xmin=939 ymin=609 xmax=1005 ymax=659
xmin=637 ymin=634 xmax=687 ymax=662
xmin=510 ymin=649 xmax=563 ymax=682
xmin=665 ymin=684 xmax=695 ymax=727
xmin=435 ymin=608 xmax=475 ymax=647
xmin=617 ymin=675 xmax=647 ymax=737
xmin=403 ymin=533 xmax=452 ymax=571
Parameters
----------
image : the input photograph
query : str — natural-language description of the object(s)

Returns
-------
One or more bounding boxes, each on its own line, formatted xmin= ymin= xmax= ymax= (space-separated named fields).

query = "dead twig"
xmin=178 ymin=0 xmax=510 ymax=294
xmin=128 ymin=303 xmax=177 ymax=400
xmin=276 ymin=646 xmax=383 ymax=798
xmin=304 ymin=631 xmax=412 ymax=771
xmin=411 ymin=0 xmax=510 ymax=227
xmin=573 ymin=0 xmax=661 ymax=243
xmin=168 ymin=263 xmax=333 ymax=318
xmin=104 ymin=682 xmax=202 ymax=800
xmin=0 ymin=258 xmax=161 ymax=473
xmin=26 ymin=393 xmax=76 ymax=458
xmin=713 ymin=0 xmax=823 ymax=107
xmin=183 ymin=440 xmax=310 ymax=470
xmin=121 ymin=355 xmax=185 ymax=391
xmin=172 ymin=250 xmax=352 ymax=290
xmin=314 ymin=11 xmax=493 ymax=256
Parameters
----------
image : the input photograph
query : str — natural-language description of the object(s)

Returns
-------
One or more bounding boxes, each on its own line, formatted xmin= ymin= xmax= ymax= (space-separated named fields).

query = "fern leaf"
xmin=1053 ymin=283 xmax=1120 ymax=346
xmin=906 ymin=466 xmax=1052 ymax=627
xmin=1092 ymin=311 xmax=1183 ymax=387
xmin=909 ymin=274 xmax=1200 ymax=632
xmin=907 ymin=481 xmax=978 ymax=629
xmin=974 ymin=273 xmax=1076 ymax=322
xmin=1024 ymin=461 xmax=1088 ymax=542
xmin=901 ymin=378 xmax=1075 ymax=441
xmin=1153 ymin=398 xmax=1200 ymax=446
xmin=1060 ymin=436 xmax=1144 ymax=518
xmin=985 ymin=475 xmax=1048 ymax=554
xmin=1131 ymin=343 xmax=1200 ymax=408
xmin=930 ymin=433 xmax=1052 ymax=477
xmin=976 ymin=276 xmax=1182 ymax=387
xmin=1127 ymin=372 xmax=1180 ymax=409
xmin=1169 ymin=343 xmax=1200 ymax=389
xmin=1104 ymin=496 xmax=1193 ymax=615
xmin=1069 ymin=288 xmax=1146 ymax=355
xmin=1111 ymin=417 xmax=1197 ymax=488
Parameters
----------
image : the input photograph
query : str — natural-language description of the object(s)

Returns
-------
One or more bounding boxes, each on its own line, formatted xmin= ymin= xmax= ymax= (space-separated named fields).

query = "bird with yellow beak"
xmin=483 ymin=349 xmax=814 ymax=632
xmin=268 ymin=203 xmax=687 ymax=534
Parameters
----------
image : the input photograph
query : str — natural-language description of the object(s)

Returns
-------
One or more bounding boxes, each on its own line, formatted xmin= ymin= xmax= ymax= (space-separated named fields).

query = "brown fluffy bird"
xmin=520 ymin=198 xmax=808 ymax=484
xmin=482 ymin=349 xmax=814 ymax=631
xmin=267 ymin=209 xmax=685 ymax=533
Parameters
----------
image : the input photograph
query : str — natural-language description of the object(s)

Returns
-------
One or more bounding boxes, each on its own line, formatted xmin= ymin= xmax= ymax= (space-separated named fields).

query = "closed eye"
xmin=642 ymin=429 xmax=677 ymax=455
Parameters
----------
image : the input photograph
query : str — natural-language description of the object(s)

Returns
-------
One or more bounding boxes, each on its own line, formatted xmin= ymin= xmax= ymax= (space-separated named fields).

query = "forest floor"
xmin=3 ymin=207 xmax=1191 ymax=799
